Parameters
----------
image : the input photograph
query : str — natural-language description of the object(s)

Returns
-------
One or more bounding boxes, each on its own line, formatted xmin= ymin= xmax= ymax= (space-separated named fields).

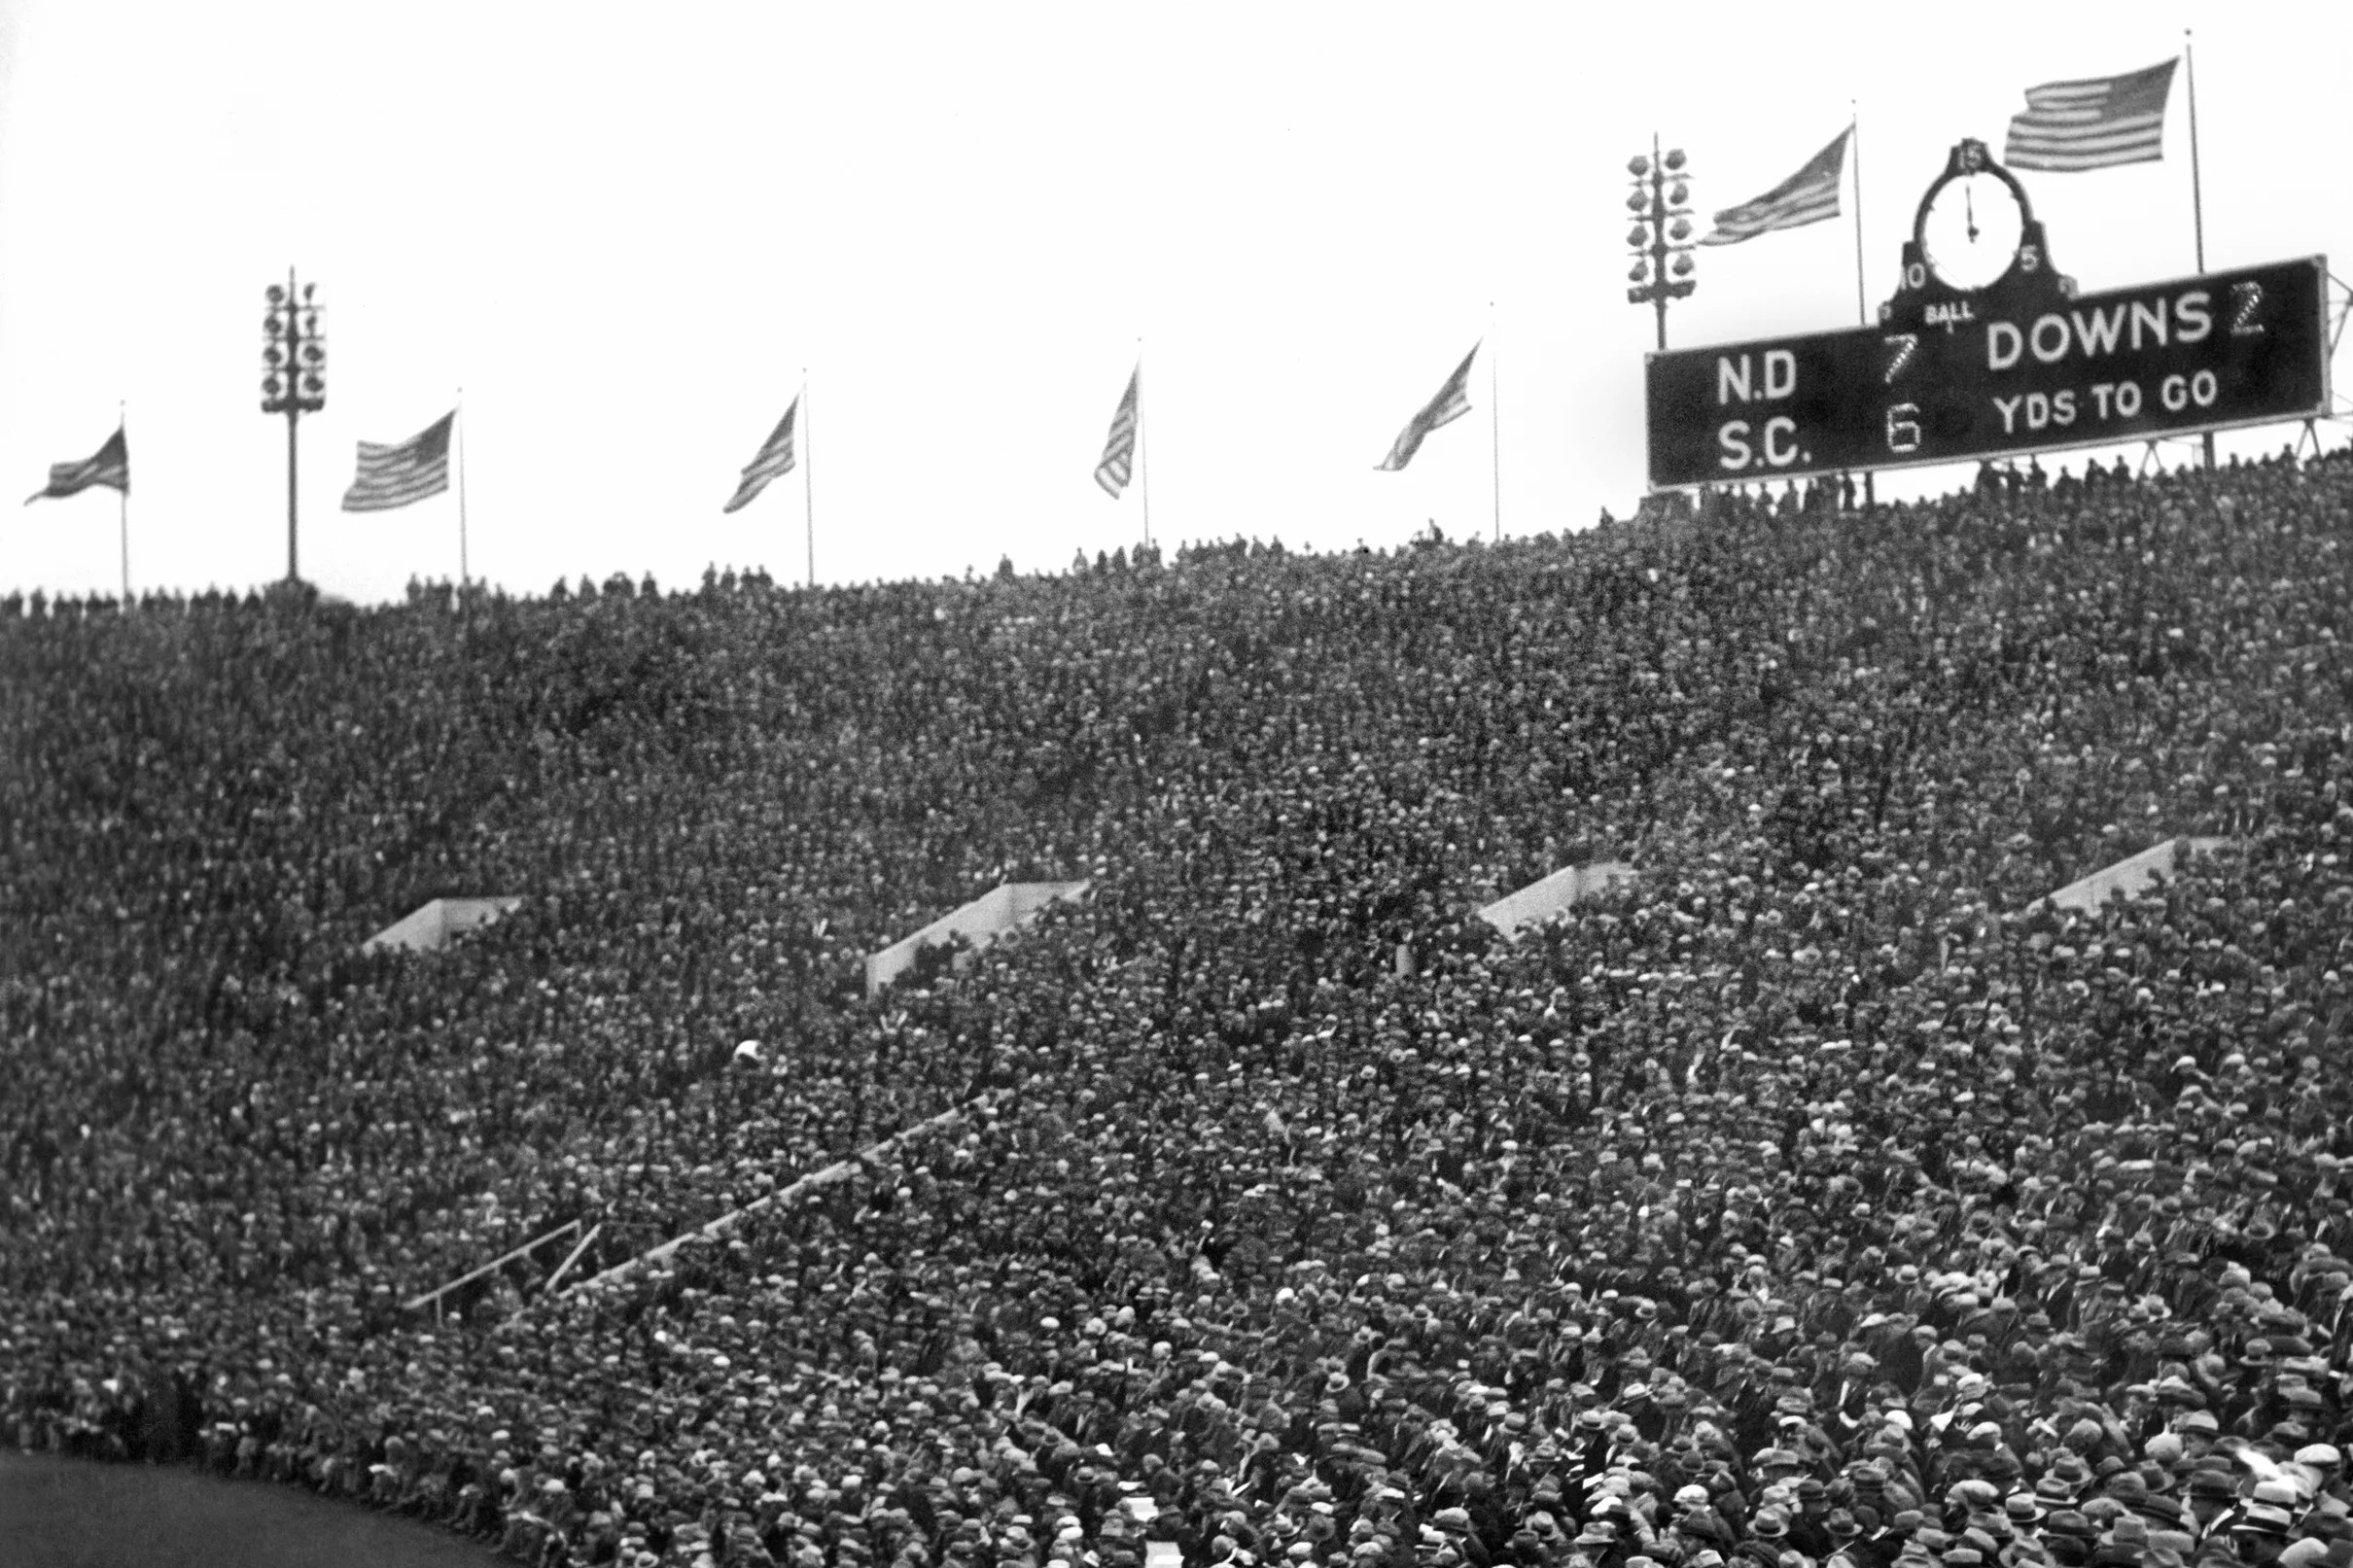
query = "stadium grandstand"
xmin=11 ymin=450 xmax=2353 ymax=1568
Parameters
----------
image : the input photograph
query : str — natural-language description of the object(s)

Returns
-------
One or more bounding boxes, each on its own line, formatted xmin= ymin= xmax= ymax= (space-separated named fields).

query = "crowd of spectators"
xmin=8 ymin=446 xmax=2353 ymax=1568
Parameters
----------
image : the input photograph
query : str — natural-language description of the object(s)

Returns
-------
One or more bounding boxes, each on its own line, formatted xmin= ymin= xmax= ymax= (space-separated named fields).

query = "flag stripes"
xmin=27 ymin=428 xmax=128 ymax=504
xmin=723 ymin=399 xmax=799 ymax=514
xmin=1377 ymin=344 xmax=1478 ymax=471
xmin=1699 ymin=128 xmax=1848 ymax=247
xmin=1095 ymin=366 xmax=1139 ymax=498
xmin=342 ymin=413 xmax=454 ymax=512
xmin=2005 ymin=58 xmax=2177 ymax=171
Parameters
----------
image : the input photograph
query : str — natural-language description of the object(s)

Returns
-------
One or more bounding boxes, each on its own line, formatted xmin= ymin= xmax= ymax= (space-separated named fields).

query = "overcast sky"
xmin=0 ymin=1 xmax=2345 ymax=603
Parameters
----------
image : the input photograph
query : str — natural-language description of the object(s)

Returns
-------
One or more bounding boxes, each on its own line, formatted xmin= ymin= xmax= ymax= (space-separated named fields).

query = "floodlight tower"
xmin=1626 ymin=136 xmax=1697 ymax=351
xmin=261 ymin=270 xmax=328 ymax=582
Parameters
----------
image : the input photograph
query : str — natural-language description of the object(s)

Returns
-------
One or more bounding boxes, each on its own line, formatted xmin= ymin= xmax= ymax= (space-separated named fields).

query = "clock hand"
xmin=1966 ymin=185 xmax=1980 ymax=243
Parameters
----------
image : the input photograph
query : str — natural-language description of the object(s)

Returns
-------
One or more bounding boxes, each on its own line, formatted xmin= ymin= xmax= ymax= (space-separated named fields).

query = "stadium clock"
xmin=1881 ymin=139 xmax=2071 ymax=332
xmin=1919 ymin=152 xmax=2028 ymax=292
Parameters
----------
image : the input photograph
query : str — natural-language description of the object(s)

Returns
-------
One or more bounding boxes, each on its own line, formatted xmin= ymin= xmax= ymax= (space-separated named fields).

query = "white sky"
xmin=0 ymin=1 xmax=2346 ymax=603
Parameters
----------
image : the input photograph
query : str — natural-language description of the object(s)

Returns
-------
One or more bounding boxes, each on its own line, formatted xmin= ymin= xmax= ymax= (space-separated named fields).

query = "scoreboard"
xmin=1646 ymin=259 xmax=2328 ymax=488
xmin=1644 ymin=141 xmax=2330 ymax=490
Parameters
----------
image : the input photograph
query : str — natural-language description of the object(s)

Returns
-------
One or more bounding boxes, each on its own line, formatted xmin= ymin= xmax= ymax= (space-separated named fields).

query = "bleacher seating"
xmin=6 ymin=450 xmax=2353 ymax=1568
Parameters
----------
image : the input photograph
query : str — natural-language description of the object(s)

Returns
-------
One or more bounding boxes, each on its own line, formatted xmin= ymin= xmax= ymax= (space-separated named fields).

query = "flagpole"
xmin=1138 ymin=340 xmax=1151 ymax=551
xmin=118 ymin=401 xmax=129 ymax=603
xmin=2185 ymin=33 xmax=2207 ymax=273
xmin=1852 ymin=104 xmax=1876 ymax=508
xmin=2186 ymin=30 xmax=2213 ymax=470
xmin=1850 ymin=104 xmax=1868 ymax=327
xmin=1488 ymin=312 xmax=1501 ymax=541
xmin=456 ymin=390 xmax=471 ymax=586
xmin=802 ymin=368 xmax=814 ymax=590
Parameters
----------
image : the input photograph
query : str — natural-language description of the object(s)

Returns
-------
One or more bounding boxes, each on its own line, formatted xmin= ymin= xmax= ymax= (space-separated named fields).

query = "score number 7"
xmin=1883 ymin=333 xmax=1922 ymax=455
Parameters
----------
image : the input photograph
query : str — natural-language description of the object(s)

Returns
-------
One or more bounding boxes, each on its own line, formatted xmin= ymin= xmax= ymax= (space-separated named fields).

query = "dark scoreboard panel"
xmin=1645 ymin=256 xmax=2329 ymax=489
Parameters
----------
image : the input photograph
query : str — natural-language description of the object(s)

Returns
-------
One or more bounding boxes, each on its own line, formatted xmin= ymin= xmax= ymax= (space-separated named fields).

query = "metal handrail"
xmin=401 ymin=1216 xmax=584 ymax=1312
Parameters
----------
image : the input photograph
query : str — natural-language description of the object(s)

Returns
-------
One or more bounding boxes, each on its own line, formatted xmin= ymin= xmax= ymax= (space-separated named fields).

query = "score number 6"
xmin=1886 ymin=403 xmax=1921 ymax=455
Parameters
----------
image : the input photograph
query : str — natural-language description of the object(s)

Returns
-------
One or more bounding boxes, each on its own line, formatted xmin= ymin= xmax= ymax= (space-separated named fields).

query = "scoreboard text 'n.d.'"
xmin=1644 ymin=139 xmax=2331 ymax=490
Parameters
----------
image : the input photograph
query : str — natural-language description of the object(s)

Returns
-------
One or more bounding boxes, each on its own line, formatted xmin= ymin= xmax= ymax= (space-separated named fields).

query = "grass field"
xmin=0 ymin=1452 xmax=507 ymax=1568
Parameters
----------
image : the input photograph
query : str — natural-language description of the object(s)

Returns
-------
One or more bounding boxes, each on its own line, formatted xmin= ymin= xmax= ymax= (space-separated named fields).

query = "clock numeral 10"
xmin=1885 ymin=402 xmax=1922 ymax=455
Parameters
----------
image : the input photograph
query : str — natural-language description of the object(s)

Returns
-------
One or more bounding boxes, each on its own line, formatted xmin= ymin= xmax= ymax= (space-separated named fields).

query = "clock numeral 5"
xmin=1886 ymin=403 xmax=1922 ymax=455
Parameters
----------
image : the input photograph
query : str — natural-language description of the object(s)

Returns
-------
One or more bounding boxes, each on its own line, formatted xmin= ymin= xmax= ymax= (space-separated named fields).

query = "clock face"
xmin=1920 ymin=172 xmax=2026 ymax=293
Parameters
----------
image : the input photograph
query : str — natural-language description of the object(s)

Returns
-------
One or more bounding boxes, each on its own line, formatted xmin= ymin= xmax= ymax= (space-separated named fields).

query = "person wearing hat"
xmin=1942 ymin=1423 xmax=2024 ymax=1494
xmin=2043 ymin=1512 xmax=2097 ymax=1555
xmin=2224 ymin=1505 xmax=2295 ymax=1568
xmin=2271 ymin=1545 xmax=2343 ymax=1568
xmin=2090 ymin=1516 xmax=2152 ymax=1568
xmin=1525 ymin=1510 xmax=1574 ymax=1562
xmin=2177 ymin=1471 xmax=2236 ymax=1541
xmin=1674 ymin=1492 xmax=1741 ymax=1556
xmin=1433 ymin=1507 xmax=1492 ymax=1568
xmin=2294 ymin=1447 xmax=2350 ymax=1517
xmin=1790 ymin=1481 xmax=1837 ymax=1560
xmin=2134 ymin=1491 xmax=2195 ymax=1551
xmin=2173 ymin=1415 xmax=2223 ymax=1465
xmin=1819 ymin=1511 xmax=1871 ymax=1568
xmin=1830 ymin=1356 xmax=1880 ymax=1441
xmin=1573 ymin=1518 xmax=1627 ymax=1568
xmin=1742 ymin=1513 xmax=1792 ymax=1568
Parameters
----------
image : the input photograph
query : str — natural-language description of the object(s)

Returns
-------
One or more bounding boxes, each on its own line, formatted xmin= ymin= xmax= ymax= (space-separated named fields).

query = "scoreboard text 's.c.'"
xmin=1644 ymin=256 xmax=2329 ymax=490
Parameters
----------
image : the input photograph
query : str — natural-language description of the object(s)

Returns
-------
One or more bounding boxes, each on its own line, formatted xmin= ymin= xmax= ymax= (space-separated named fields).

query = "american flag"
xmin=2005 ymin=58 xmax=2177 ymax=172
xmin=1699 ymin=129 xmax=1848 ymax=247
xmin=26 ymin=427 xmax=128 ymax=504
xmin=1376 ymin=343 xmax=1478 ymax=471
xmin=1095 ymin=366 xmax=1139 ymax=498
xmin=341 ymin=413 xmax=453 ymax=512
xmin=722 ymin=398 xmax=798 ymax=514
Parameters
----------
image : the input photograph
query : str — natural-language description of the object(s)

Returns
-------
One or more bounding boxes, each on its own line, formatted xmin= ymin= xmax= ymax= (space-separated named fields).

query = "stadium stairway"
xmin=561 ymin=1092 xmax=1001 ymax=1296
